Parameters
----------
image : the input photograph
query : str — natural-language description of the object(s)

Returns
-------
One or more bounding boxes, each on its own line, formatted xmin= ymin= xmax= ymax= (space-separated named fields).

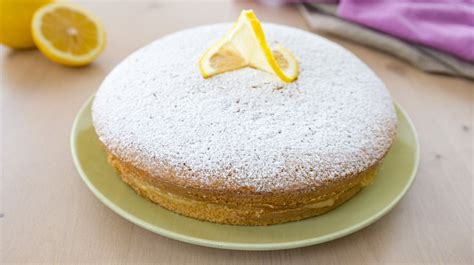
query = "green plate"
xmin=71 ymin=96 xmax=419 ymax=251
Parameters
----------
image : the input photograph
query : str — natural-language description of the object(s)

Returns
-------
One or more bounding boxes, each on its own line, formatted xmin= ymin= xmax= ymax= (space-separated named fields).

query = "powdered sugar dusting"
xmin=92 ymin=24 xmax=397 ymax=192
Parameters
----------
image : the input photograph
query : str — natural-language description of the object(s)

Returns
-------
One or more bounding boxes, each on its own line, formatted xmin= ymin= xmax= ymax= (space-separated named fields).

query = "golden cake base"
xmin=107 ymin=152 xmax=379 ymax=226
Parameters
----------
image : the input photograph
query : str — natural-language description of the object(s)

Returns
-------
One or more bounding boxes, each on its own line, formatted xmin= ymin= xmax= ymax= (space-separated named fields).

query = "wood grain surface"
xmin=1 ymin=1 xmax=473 ymax=264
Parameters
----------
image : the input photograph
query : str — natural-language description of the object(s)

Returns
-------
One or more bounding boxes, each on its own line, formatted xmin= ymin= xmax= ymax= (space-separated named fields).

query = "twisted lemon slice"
xmin=199 ymin=10 xmax=299 ymax=83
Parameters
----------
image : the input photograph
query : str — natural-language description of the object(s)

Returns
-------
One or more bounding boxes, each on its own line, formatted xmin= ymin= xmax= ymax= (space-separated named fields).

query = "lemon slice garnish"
xmin=31 ymin=3 xmax=106 ymax=66
xmin=199 ymin=10 xmax=299 ymax=83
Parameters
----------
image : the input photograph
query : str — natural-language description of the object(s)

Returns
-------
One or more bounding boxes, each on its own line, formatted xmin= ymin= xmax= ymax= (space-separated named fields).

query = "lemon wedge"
xmin=31 ymin=3 xmax=106 ymax=66
xmin=199 ymin=10 xmax=299 ymax=83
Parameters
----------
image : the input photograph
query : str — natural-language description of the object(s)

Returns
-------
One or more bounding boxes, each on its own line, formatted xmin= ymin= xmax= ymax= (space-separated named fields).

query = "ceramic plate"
xmin=71 ymin=96 xmax=419 ymax=251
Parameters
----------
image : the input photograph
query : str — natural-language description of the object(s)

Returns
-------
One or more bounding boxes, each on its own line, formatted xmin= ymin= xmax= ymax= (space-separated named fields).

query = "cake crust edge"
xmin=107 ymin=150 xmax=382 ymax=225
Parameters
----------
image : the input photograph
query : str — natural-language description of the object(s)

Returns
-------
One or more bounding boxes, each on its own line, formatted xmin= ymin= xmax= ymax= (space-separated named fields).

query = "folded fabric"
xmin=299 ymin=3 xmax=474 ymax=79
xmin=337 ymin=0 xmax=474 ymax=62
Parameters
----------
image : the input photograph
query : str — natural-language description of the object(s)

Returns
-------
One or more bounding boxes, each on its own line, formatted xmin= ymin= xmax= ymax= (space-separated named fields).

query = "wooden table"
xmin=2 ymin=2 xmax=472 ymax=264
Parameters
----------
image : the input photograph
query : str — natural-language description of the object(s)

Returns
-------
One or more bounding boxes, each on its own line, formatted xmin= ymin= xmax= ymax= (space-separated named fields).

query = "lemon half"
xmin=199 ymin=10 xmax=299 ymax=83
xmin=31 ymin=2 xmax=106 ymax=66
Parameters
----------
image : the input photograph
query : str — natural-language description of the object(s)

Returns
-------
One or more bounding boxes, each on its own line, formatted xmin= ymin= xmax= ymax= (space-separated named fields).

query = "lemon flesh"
xmin=31 ymin=3 xmax=106 ymax=66
xmin=199 ymin=10 xmax=299 ymax=83
xmin=0 ymin=0 xmax=53 ymax=49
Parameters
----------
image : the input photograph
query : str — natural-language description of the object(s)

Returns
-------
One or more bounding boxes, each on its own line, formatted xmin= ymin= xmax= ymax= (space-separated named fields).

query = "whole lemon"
xmin=0 ymin=0 xmax=54 ymax=49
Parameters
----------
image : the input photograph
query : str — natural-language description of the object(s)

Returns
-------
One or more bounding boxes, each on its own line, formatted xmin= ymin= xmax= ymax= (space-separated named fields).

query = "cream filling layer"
xmin=131 ymin=175 xmax=336 ymax=211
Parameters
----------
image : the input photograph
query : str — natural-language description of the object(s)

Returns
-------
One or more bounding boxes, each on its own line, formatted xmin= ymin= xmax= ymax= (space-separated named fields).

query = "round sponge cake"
xmin=92 ymin=24 xmax=397 ymax=225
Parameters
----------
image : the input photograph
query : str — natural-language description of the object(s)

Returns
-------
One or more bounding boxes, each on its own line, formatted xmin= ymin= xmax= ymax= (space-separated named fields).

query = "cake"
xmin=92 ymin=23 xmax=397 ymax=225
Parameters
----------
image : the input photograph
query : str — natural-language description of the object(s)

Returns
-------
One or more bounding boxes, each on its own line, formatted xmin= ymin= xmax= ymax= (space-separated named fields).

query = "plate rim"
xmin=71 ymin=96 xmax=420 ymax=251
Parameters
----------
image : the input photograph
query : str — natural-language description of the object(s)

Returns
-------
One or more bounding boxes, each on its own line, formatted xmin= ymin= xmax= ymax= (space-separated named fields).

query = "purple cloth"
xmin=336 ymin=0 xmax=474 ymax=62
